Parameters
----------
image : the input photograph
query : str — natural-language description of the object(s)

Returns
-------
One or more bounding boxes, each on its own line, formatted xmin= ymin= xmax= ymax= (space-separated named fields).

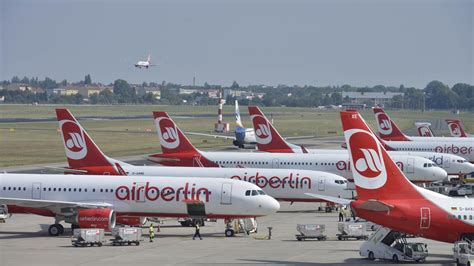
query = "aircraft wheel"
xmin=225 ymin=229 xmax=234 ymax=237
xmin=392 ymin=254 xmax=399 ymax=263
xmin=48 ymin=224 xmax=62 ymax=236
xmin=368 ymin=251 xmax=375 ymax=260
xmin=57 ymin=224 xmax=64 ymax=235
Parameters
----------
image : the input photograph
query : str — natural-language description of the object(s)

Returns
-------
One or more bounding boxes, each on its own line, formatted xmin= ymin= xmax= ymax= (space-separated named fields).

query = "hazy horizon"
xmin=1 ymin=0 xmax=473 ymax=89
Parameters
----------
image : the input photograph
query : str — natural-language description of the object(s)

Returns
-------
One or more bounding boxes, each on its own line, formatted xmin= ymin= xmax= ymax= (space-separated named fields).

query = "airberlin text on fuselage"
xmin=434 ymin=145 xmax=472 ymax=155
xmin=231 ymin=172 xmax=311 ymax=189
xmin=115 ymin=182 xmax=210 ymax=202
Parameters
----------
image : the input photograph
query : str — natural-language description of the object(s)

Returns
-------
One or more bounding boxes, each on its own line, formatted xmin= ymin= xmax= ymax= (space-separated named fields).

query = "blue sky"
xmin=1 ymin=0 xmax=472 ymax=88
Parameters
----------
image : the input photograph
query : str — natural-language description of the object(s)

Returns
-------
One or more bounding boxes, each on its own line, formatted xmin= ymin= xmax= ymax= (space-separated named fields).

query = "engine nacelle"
xmin=73 ymin=208 xmax=116 ymax=230
xmin=116 ymin=216 xmax=147 ymax=226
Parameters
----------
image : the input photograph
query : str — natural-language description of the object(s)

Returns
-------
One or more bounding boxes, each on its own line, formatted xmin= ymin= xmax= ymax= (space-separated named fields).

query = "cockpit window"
xmin=257 ymin=190 xmax=266 ymax=195
xmin=251 ymin=190 xmax=258 ymax=196
xmin=245 ymin=190 xmax=251 ymax=196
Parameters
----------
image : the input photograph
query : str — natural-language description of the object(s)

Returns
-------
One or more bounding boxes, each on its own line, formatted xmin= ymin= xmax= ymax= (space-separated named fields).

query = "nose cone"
xmin=261 ymin=196 xmax=280 ymax=215
xmin=463 ymin=162 xmax=474 ymax=174
xmin=433 ymin=167 xmax=448 ymax=181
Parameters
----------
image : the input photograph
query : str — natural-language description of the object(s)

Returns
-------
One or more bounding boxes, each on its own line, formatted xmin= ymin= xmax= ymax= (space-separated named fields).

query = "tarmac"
xmin=0 ymin=202 xmax=455 ymax=266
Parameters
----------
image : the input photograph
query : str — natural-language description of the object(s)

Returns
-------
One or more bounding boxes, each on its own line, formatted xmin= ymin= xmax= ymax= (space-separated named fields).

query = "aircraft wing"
xmin=305 ymin=193 xmax=352 ymax=205
xmin=355 ymin=199 xmax=394 ymax=212
xmin=186 ymin=132 xmax=236 ymax=141
xmin=43 ymin=166 xmax=88 ymax=174
xmin=0 ymin=197 xmax=113 ymax=210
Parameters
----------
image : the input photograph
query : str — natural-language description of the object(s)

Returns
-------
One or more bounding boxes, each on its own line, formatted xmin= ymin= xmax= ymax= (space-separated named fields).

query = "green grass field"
xmin=1 ymin=104 xmax=472 ymax=167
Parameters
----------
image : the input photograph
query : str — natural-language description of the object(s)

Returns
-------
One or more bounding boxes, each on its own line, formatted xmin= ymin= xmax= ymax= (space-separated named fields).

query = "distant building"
xmin=62 ymin=85 xmax=112 ymax=98
xmin=6 ymin=84 xmax=44 ymax=94
xmin=342 ymin=91 xmax=404 ymax=107
xmin=137 ymin=86 xmax=161 ymax=99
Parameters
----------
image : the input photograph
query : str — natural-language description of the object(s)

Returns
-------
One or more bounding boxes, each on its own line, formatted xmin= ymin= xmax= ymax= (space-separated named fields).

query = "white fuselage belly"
xmin=0 ymin=174 xmax=277 ymax=218
xmin=199 ymin=151 xmax=446 ymax=183
xmin=116 ymin=164 xmax=352 ymax=200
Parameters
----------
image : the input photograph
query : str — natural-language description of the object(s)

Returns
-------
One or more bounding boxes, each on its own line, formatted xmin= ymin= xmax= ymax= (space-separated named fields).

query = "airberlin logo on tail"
xmin=155 ymin=117 xmax=180 ymax=149
xmin=418 ymin=126 xmax=432 ymax=137
xmin=375 ymin=112 xmax=392 ymax=135
xmin=346 ymin=129 xmax=387 ymax=189
xmin=59 ymin=119 xmax=87 ymax=160
xmin=448 ymin=122 xmax=462 ymax=137
xmin=251 ymin=115 xmax=272 ymax=144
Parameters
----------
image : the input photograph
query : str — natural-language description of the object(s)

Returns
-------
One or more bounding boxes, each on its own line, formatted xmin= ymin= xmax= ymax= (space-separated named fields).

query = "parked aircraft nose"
xmin=260 ymin=196 xmax=280 ymax=215
xmin=462 ymin=162 xmax=474 ymax=174
xmin=432 ymin=166 xmax=448 ymax=181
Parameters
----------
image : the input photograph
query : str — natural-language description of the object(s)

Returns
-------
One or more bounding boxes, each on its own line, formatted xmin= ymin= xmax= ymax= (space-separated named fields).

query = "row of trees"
xmin=1 ymin=76 xmax=473 ymax=110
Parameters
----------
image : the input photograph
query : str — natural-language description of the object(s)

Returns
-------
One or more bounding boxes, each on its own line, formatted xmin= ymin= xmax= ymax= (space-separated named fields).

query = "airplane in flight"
xmin=307 ymin=110 xmax=474 ymax=243
xmin=414 ymin=122 xmax=435 ymax=137
xmin=247 ymin=106 xmax=474 ymax=177
xmin=373 ymin=108 xmax=474 ymax=162
xmin=134 ymin=54 xmax=156 ymax=69
xmin=149 ymin=111 xmax=447 ymax=184
xmin=446 ymin=119 xmax=472 ymax=138
xmin=0 ymin=173 xmax=279 ymax=236
xmin=54 ymin=108 xmax=352 ymax=203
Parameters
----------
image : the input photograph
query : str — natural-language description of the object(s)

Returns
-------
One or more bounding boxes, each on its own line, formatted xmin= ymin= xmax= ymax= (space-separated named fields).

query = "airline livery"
xmin=248 ymin=106 xmax=474 ymax=176
xmin=414 ymin=122 xmax=435 ymax=137
xmin=446 ymin=119 xmax=471 ymax=138
xmin=149 ymin=112 xmax=447 ymax=184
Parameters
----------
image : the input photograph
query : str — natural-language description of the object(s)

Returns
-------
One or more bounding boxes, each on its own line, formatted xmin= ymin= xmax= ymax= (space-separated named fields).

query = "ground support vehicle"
xmin=337 ymin=222 xmax=369 ymax=240
xmin=295 ymin=224 xmax=327 ymax=241
xmin=72 ymin=229 xmax=104 ymax=247
xmin=110 ymin=227 xmax=142 ymax=246
xmin=360 ymin=227 xmax=428 ymax=263
xmin=453 ymin=239 xmax=474 ymax=266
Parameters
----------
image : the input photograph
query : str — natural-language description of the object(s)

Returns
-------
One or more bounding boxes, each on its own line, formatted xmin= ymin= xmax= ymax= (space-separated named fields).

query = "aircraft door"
xmin=318 ymin=178 xmax=325 ymax=191
xmin=272 ymin=159 xmax=279 ymax=169
xmin=420 ymin=207 xmax=431 ymax=229
xmin=32 ymin=183 xmax=41 ymax=199
xmin=407 ymin=158 xmax=415 ymax=173
xmin=221 ymin=183 xmax=232 ymax=205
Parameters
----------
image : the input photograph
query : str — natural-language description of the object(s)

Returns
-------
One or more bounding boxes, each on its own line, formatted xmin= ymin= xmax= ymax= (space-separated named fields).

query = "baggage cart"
xmin=337 ymin=222 xmax=369 ymax=240
xmin=110 ymin=227 xmax=142 ymax=246
xmin=72 ymin=229 xmax=104 ymax=247
xmin=295 ymin=224 xmax=327 ymax=241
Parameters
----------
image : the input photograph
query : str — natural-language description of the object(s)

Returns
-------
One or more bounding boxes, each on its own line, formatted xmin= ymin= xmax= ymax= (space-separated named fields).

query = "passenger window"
xmin=73 ymin=188 xmax=77 ymax=192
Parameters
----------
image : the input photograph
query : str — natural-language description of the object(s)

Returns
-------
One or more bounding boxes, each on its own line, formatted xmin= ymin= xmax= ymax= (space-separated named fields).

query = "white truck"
xmin=0 ymin=205 xmax=9 ymax=222
xmin=360 ymin=227 xmax=428 ymax=263
xmin=453 ymin=240 xmax=473 ymax=266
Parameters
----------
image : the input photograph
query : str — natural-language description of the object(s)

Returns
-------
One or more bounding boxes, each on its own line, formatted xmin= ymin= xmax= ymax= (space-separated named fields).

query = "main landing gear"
xmin=48 ymin=224 xmax=64 ymax=236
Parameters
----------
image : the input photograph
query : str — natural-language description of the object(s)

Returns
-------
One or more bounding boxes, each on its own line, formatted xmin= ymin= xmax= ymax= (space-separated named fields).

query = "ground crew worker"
xmin=149 ymin=223 xmax=155 ymax=242
xmin=193 ymin=222 xmax=202 ymax=240
xmin=338 ymin=208 xmax=344 ymax=222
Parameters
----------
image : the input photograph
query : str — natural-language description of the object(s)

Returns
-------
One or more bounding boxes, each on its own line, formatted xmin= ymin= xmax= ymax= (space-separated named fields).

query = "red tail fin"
xmin=56 ymin=109 xmax=114 ymax=170
xmin=415 ymin=122 xmax=434 ymax=137
xmin=373 ymin=107 xmax=410 ymax=141
xmin=153 ymin=112 xmax=198 ymax=154
xmin=248 ymin=106 xmax=305 ymax=153
xmin=340 ymin=111 xmax=422 ymax=200
xmin=445 ymin=119 xmax=467 ymax=137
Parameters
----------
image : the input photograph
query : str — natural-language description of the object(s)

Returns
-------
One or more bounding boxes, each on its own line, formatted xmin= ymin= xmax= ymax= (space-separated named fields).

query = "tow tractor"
xmin=360 ymin=227 xmax=428 ymax=263
xmin=453 ymin=239 xmax=473 ymax=266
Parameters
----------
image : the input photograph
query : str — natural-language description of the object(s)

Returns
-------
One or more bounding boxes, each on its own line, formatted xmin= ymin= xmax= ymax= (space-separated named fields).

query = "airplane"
xmin=248 ymin=106 xmax=474 ymax=177
xmin=446 ymin=119 xmax=472 ymax=138
xmin=414 ymin=122 xmax=435 ymax=137
xmin=134 ymin=54 xmax=156 ymax=69
xmin=373 ymin=108 xmax=474 ymax=162
xmin=306 ymin=110 xmax=474 ymax=244
xmin=149 ymin=111 xmax=447 ymax=184
xmin=0 ymin=173 xmax=279 ymax=236
xmin=54 ymin=108 xmax=352 ymax=204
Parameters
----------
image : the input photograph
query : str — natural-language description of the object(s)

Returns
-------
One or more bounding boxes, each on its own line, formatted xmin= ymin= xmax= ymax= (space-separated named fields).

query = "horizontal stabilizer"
xmin=304 ymin=193 xmax=352 ymax=205
xmin=355 ymin=199 xmax=394 ymax=212
xmin=43 ymin=166 xmax=88 ymax=174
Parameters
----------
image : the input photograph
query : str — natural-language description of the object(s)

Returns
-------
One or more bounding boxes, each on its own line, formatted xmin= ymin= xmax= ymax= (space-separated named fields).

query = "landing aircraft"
xmin=149 ymin=112 xmax=447 ymax=184
xmin=373 ymin=108 xmax=474 ymax=162
xmin=134 ymin=54 xmax=156 ymax=69
xmin=248 ymin=106 xmax=474 ymax=177
xmin=0 ymin=174 xmax=279 ymax=236
xmin=54 ymin=108 xmax=352 ymax=203
xmin=307 ymin=111 xmax=474 ymax=243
